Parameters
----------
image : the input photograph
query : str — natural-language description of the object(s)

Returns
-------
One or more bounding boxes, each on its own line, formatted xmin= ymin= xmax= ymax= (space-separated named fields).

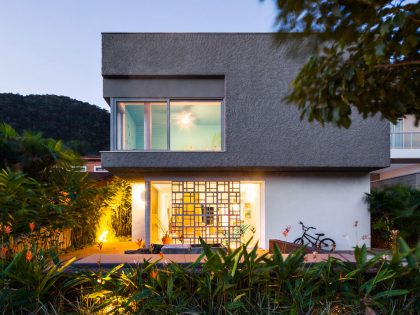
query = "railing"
xmin=391 ymin=132 xmax=420 ymax=149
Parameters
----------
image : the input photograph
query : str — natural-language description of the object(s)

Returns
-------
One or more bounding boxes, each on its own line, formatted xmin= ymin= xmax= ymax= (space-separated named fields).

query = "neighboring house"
xmin=100 ymin=33 xmax=389 ymax=250
xmin=371 ymin=116 xmax=420 ymax=189
xmin=79 ymin=156 xmax=112 ymax=185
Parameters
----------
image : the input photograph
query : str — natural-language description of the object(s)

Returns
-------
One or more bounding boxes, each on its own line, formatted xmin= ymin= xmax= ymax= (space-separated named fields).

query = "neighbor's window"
xmin=390 ymin=118 xmax=403 ymax=149
xmin=116 ymin=100 xmax=222 ymax=151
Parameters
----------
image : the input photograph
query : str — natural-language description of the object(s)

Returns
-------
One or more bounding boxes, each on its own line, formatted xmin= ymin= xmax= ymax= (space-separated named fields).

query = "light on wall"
xmin=132 ymin=183 xmax=146 ymax=242
xmin=132 ymin=183 xmax=145 ymax=205
xmin=176 ymin=111 xmax=196 ymax=130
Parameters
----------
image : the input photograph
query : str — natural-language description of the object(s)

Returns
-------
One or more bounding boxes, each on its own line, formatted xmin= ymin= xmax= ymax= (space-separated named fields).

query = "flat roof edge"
xmin=101 ymin=32 xmax=315 ymax=35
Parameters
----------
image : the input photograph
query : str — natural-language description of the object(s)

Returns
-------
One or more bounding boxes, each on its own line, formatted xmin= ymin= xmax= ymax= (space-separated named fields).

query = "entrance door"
xmin=150 ymin=180 xmax=262 ymax=247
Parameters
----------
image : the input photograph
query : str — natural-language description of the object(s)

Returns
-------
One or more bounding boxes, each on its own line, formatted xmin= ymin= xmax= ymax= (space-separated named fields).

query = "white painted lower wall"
xmin=131 ymin=182 xmax=146 ymax=242
xmin=264 ymin=173 xmax=371 ymax=250
xmin=130 ymin=172 xmax=371 ymax=250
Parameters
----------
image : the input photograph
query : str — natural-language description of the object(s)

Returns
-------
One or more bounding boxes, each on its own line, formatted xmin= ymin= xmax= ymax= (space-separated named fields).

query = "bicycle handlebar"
xmin=299 ymin=221 xmax=316 ymax=230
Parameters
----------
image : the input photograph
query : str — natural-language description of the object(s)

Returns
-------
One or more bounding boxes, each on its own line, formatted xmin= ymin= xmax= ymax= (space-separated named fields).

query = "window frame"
xmin=72 ymin=165 xmax=87 ymax=172
xmin=112 ymin=98 xmax=225 ymax=152
xmin=94 ymin=165 xmax=108 ymax=173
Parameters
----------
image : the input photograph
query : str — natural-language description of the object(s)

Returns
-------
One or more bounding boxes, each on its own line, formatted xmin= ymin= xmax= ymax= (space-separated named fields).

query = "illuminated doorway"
xmin=150 ymin=181 xmax=261 ymax=247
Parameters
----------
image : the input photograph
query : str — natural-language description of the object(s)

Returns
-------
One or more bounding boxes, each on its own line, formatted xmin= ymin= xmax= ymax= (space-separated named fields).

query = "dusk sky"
xmin=0 ymin=0 xmax=277 ymax=110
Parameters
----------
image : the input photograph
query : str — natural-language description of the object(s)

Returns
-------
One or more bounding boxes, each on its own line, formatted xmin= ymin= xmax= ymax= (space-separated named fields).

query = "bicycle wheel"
xmin=318 ymin=238 xmax=336 ymax=252
xmin=293 ymin=237 xmax=304 ymax=245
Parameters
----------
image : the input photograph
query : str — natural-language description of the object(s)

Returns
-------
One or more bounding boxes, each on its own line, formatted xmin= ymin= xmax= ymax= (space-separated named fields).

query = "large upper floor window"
xmin=115 ymin=99 xmax=223 ymax=151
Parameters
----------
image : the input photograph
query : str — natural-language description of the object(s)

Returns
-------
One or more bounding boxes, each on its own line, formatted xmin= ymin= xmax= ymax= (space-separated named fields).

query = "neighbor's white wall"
xmin=391 ymin=149 xmax=420 ymax=159
xmin=403 ymin=115 xmax=419 ymax=133
xmin=264 ymin=173 xmax=371 ymax=250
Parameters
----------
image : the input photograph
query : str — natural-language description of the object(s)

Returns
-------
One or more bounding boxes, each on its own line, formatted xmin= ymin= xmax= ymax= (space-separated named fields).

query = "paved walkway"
xmin=60 ymin=241 xmax=138 ymax=260
xmin=65 ymin=241 xmax=356 ymax=269
xmin=74 ymin=253 xmax=204 ymax=268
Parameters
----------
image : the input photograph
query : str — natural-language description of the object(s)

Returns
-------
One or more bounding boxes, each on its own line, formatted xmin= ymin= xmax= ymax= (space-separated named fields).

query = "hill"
xmin=0 ymin=93 xmax=109 ymax=155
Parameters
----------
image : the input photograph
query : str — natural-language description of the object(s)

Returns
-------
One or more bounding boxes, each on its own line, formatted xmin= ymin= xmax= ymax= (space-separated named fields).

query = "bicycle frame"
xmin=295 ymin=221 xmax=336 ymax=252
xmin=300 ymin=231 xmax=321 ymax=247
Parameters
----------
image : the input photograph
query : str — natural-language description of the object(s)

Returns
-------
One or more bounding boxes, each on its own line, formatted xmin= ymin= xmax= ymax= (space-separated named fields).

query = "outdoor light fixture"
xmin=98 ymin=230 xmax=108 ymax=243
xmin=176 ymin=111 xmax=196 ymax=130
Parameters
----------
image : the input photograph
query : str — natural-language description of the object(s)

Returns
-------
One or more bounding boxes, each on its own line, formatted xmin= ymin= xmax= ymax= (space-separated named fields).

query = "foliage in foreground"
xmin=1 ymin=237 xmax=418 ymax=314
xmin=365 ymin=185 xmax=420 ymax=247
xmin=0 ymin=124 xmax=103 ymax=248
xmin=271 ymin=0 xmax=419 ymax=127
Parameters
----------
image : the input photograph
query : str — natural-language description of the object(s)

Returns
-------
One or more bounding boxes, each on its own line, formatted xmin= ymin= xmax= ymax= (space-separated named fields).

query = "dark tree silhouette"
xmin=271 ymin=0 xmax=419 ymax=127
xmin=0 ymin=93 xmax=109 ymax=154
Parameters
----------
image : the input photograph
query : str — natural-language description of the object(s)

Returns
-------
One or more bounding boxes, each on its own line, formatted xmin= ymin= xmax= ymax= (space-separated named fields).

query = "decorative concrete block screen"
xmin=171 ymin=181 xmax=242 ymax=247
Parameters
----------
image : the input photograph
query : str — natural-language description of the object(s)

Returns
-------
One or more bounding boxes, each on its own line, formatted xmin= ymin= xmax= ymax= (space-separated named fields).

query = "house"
xmin=100 ymin=33 xmax=389 ymax=250
xmin=75 ymin=156 xmax=112 ymax=185
xmin=371 ymin=116 xmax=420 ymax=188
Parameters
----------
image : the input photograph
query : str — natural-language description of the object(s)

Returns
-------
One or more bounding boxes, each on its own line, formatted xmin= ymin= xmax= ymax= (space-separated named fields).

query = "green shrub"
xmin=365 ymin=185 xmax=420 ymax=247
xmin=0 ymin=237 xmax=419 ymax=314
xmin=0 ymin=124 xmax=104 ymax=248
xmin=0 ymin=228 xmax=76 ymax=314
xmin=75 ymin=237 xmax=419 ymax=315
xmin=101 ymin=177 xmax=132 ymax=238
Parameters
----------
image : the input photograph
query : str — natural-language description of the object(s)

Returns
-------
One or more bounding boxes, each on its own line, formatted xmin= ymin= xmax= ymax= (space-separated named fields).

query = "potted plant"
xmin=159 ymin=220 xmax=171 ymax=244
xmin=162 ymin=231 xmax=171 ymax=244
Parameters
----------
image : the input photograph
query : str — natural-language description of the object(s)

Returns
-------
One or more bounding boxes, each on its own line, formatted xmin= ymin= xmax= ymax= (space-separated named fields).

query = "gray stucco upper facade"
xmin=101 ymin=33 xmax=389 ymax=172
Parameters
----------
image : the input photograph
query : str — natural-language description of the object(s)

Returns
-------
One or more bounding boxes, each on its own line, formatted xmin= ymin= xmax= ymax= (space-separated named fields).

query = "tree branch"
xmin=375 ymin=60 xmax=420 ymax=69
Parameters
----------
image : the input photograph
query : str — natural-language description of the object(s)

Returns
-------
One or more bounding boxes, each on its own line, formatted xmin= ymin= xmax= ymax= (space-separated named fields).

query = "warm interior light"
xmin=243 ymin=184 xmax=257 ymax=203
xmin=176 ymin=111 xmax=196 ymax=130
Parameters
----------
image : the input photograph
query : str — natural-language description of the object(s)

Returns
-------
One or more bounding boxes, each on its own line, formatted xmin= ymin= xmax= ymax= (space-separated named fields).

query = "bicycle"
xmin=293 ymin=221 xmax=336 ymax=252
